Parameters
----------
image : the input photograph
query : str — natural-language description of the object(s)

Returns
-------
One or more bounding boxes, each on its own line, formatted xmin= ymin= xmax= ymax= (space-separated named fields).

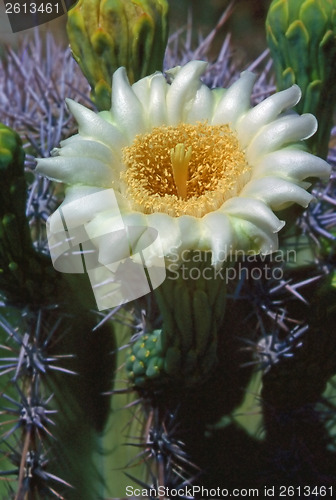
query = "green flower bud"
xmin=66 ymin=0 xmax=169 ymax=110
xmin=266 ymin=0 xmax=336 ymax=158
xmin=126 ymin=330 xmax=165 ymax=387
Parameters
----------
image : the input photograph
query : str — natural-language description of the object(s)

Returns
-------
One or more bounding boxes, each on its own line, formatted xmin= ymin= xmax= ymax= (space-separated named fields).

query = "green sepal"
xmin=281 ymin=67 xmax=296 ymax=90
xmin=267 ymin=0 xmax=289 ymax=40
xmin=285 ymin=20 xmax=310 ymax=91
xmin=300 ymin=0 xmax=328 ymax=41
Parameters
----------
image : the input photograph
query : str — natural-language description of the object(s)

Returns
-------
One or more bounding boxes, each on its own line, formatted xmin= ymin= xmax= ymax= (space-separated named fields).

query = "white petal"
xmin=246 ymin=113 xmax=318 ymax=164
xmin=65 ymin=99 xmax=127 ymax=150
xmin=222 ymin=197 xmax=285 ymax=233
xmin=236 ymin=85 xmax=302 ymax=147
xmin=202 ymin=212 xmax=235 ymax=267
xmin=166 ymin=60 xmax=208 ymax=125
xmin=111 ymin=67 xmax=147 ymax=140
xmin=145 ymin=212 xmax=182 ymax=257
xmin=211 ymin=71 xmax=256 ymax=127
xmin=36 ymin=157 xmax=117 ymax=187
xmin=230 ymin=218 xmax=279 ymax=255
xmin=57 ymin=138 xmax=121 ymax=166
xmin=177 ymin=216 xmax=204 ymax=249
xmin=121 ymin=213 xmax=166 ymax=265
xmin=132 ymin=75 xmax=151 ymax=104
xmin=186 ymin=84 xmax=214 ymax=123
xmin=148 ymin=73 xmax=168 ymax=127
xmin=48 ymin=186 xmax=122 ymax=235
xmin=94 ymin=224 xmax=133 ymax=264
xmin=240 ymin=177 xmax=314 ymax=209
xmin=252 ymin=149 xmax=331 ymax=181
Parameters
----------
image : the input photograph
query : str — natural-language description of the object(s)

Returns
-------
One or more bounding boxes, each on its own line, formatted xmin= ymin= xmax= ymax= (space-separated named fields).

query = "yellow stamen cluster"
xmin=122 ymin=121 xmax=251 ymax=217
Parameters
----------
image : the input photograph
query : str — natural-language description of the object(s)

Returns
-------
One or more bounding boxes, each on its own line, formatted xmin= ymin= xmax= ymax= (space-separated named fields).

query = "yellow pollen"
xmin=121 ymin=121 xmax=251 ymax=217
xmin=170 ymin=143 xmax=192 ymax=199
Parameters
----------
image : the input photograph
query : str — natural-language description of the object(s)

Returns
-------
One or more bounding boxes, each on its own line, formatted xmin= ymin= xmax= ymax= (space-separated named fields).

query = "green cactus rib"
xmin=66 ymin=0 xmax=169 ymax=110
xmin=266 ymin=0 xmax=336 ymax=158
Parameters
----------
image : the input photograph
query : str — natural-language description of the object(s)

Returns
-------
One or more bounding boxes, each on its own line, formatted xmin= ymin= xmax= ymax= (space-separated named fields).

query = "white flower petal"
xmin=144 ymin=213 xmax=182 ymax=257
xmin=65 ymin=99 xmax=126 ymax=150
xmin=111 ymin=67 xmax=147 ymax=139
xmin=252 ymin=149 xmax=331 ymax=181
xmin=36 ymin=157 xmax=116 ymax=187
xmin=237 ymin=85 xmax=302 ymax=147
xmin=246 ymin=113 xmax=318 ymax=164
xmin=222 ymin=197 xmax=285 ymax=233
xmin=212 ymin=71 xmax=256 ymax=127
xmin=47 ymin=185 xmax=124 ymax=236
xmin=132 ymin=75 xmax=151 ymax=104
xmin=176 ymin=216 xmax=204 ymax=249
xmin=91 ymin=224 xmax=132 ymax=264
xmin=230 ymin=218 xmax=279 ymax=255
xmin=202 ymin=212 xmax=235 ymax=267
xmin=166 ymin=60 xmax=208 ymax=125
xmin=56 ymin=138 xmax=121 ymax=167
xmin=148 ymin=73 xmax=169 ymax=127
xmin=186 ymin=84 xmax=215 ymax=123
xmin=240 ymin=177 xmax=314 ymax=210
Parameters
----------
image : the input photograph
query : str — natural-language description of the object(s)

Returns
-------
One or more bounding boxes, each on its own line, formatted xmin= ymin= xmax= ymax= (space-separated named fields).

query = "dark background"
xmin=169 ymin=0 xmax=270 ymax=61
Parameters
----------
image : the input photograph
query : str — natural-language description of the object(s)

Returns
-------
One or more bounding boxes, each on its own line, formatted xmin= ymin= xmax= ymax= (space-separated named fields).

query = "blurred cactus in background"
xmin=266 ymin=0 xmax=336 ymax=158
xmin=0 ymin=1 xmax=336 ymax=498
xmin=66 ymin=0 xmax=169 ymax=110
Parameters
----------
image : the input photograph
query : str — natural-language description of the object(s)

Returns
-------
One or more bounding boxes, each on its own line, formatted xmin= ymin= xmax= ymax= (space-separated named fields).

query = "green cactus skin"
xmin=148 ymin=254 xmax=227 ymax=387
xmin=266 ymin=0 xmax=336 ymax=158
xmin=66 ymin=0 xmax=169 ymax=110
xmin=0 ymin=123 xmax=58 ymax=306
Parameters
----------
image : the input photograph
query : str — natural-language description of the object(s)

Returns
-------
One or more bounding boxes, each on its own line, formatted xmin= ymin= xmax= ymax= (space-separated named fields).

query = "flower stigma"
xmin=122 ymin=121 xmax=251 ymax=217
xmin=170 ymin=142 xmax=192 ymax=200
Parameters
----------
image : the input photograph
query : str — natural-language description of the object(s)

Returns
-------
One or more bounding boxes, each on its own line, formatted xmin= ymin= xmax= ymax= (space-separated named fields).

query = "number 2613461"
xmin=5 ymin=2 xmax=60 ymax=14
